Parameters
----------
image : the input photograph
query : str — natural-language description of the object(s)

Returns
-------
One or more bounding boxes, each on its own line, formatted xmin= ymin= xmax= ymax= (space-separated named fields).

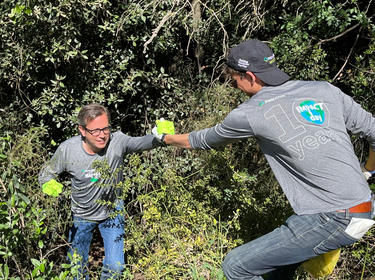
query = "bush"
xmin=1 ymin=0 xmax=375 ymax=279
xmin=116 ymin=154 xmax=239 ymax=279
xmin=0 ymin=127 xmax=74 ymax=278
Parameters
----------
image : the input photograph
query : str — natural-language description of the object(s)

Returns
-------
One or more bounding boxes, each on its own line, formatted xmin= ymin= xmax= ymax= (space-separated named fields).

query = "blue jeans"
xmin=68 ymin=209 xmax=125 ymax=280
xmin=222 ymin=210 xmax=372 ymax=280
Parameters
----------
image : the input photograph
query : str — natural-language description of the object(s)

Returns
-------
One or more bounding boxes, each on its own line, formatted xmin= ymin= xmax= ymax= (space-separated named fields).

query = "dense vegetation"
xmin=1 ymin=0 xmax=375 ymax=279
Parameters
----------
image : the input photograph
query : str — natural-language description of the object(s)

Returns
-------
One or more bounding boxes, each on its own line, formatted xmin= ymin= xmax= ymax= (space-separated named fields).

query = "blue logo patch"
xmin=296 ymin=100 xmax=325 ymax=124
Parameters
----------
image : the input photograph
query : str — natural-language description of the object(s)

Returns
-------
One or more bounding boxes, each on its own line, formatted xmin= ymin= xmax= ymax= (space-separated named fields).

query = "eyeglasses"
xmin=229 ymin=78 xmax=238 ymax=88
xmin=228 ymin=72 xmax=245 ymax=88
xmin=84 ymin=126 xmax=111 ymax=136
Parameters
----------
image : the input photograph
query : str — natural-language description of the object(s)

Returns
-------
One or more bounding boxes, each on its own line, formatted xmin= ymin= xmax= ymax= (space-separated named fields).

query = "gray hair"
xmin=77 ymin=103 xmax=111 ymax=126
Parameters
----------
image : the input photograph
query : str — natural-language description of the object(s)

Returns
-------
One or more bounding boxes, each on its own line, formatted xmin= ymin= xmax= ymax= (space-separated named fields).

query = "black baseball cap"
xmin=226 ymin=39 xmax=290 ymax=86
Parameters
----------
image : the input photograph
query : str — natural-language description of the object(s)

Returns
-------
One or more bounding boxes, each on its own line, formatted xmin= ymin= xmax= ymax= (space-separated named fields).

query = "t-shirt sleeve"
xmin=188 ymin=108 xmax=255 ymax=150
xmin=38 ymin=144 xmax=67 ymax=186
xmin=340 ymin=90 xmax=375 ymax=150
xmin=117 ymin=132 xmax=162 ymax=154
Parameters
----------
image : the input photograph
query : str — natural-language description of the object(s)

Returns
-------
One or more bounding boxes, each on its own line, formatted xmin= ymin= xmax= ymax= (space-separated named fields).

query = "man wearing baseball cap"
xmin=153 ymin=39 xmax=375 ymax=279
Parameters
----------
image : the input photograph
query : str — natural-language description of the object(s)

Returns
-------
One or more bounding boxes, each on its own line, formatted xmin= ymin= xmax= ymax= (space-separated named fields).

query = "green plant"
xmin=1 ymin=0 xmax=375 ymax=278
xmin=114 ymin=154 xmax=240 ymax=279
xmin=0 ymin=128 xmax=73 ymax=278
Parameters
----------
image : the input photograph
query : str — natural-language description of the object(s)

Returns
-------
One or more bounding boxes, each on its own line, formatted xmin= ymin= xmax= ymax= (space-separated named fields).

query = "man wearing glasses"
xmin=39 ymin=103 xmax=163 ymax=279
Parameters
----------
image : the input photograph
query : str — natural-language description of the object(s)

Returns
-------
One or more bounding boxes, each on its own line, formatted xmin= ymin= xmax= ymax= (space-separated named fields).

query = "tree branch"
xmin=143 ymin=11 xmax=176 ymax=53
xmin=318 ymin=22 xmax=361 ymax=45
xmin=333 ymin=28 xmax=361 ymax=81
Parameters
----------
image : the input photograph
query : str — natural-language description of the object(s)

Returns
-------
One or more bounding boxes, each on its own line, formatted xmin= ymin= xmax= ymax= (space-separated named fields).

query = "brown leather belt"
xmin=337 ymin=201 xmax=372 ymax=213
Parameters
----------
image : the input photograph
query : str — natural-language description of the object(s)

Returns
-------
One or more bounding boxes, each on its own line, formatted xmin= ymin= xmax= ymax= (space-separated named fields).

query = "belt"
xmin=337 ymin=201 xmax=372 ymax=213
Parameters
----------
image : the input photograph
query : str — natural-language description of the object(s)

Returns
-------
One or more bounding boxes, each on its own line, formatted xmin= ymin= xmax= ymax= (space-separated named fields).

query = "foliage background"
xmin=1 ymin=0 xmax=375 ymax=279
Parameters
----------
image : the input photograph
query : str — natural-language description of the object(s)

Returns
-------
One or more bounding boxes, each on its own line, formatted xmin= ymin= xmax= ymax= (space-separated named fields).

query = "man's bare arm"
xmin=164 ymin=134 xmax=192 ymax=149
xmin=365 ymin=148 xmax=375 ymax=171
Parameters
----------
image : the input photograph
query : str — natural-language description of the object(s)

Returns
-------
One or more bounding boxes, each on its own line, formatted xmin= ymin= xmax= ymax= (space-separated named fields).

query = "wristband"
xmin=364 ymin=166 xmax=375 ymax=175
xmin=361 ymin=163 xmax=375 ymax=180
xmin=161 ymin=134 xmax=166 ymax=144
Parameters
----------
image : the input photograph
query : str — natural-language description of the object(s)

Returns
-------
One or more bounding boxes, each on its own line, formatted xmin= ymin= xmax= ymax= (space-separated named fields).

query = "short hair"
xmin=223 ymin=64 xmax=247 ymax=82
xmin=77 ymin=103 xmax=111 ymax=126
xmin=223 ymin=64 xmax=244 ymax=77
xmin=223 ymin=64 xmax=266 ymax=85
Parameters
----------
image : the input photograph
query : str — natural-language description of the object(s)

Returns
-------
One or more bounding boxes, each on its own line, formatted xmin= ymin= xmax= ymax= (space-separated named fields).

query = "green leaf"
xmin=1 ymin=264 xmax=9 ymax=278
xmin=39 ymin=262 xmax=45 ymax=273
xmin=31 ymin=258 xmax=41 ymax=267
xmin=17 ymin=193 xmax=30 ymax=204
xmin=24 ymin=8 xmax=32 ymax=15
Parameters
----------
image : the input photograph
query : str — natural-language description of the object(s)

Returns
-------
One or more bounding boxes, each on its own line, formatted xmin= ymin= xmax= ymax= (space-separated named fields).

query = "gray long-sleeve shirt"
xmin=39 ymin=131 xmax=161 ymax=220
xmin=189 ymin=80 xmax=375 ymax=215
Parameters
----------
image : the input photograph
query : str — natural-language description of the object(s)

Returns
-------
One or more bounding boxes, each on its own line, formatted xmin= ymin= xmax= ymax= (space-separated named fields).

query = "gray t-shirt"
xmin=189 ymin=80 xmax=375 ymax=215
xmin=39 ymin=131 xmax=161 ymax=220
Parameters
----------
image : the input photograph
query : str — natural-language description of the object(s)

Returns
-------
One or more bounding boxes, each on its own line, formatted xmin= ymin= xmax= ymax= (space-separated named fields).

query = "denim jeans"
xmin=68 ymin=208 xmax=125 ymax=280
xmin=222 ymin=210 xmax=372 ymax=280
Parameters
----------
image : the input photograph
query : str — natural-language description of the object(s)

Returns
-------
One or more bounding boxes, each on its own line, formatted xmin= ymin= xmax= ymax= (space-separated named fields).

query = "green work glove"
xmin=42 ymin=179 xmax=63 ymax=197
xmin=152 ymin=118 xmax=175 ymax=144
xmin=156 ymin=118 xmax=175 ymax=135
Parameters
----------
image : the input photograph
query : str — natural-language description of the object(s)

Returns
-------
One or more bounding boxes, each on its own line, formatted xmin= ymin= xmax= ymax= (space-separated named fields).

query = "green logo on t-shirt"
xmin=82 ymin=169 xmax=100 ymax=182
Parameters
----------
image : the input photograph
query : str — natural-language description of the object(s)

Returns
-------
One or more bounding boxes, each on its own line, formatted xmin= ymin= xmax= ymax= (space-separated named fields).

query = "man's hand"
xmin=42 ymin=179 xmax=63 ymax=197
xmin=361 ymin=162 xmax=375 ymax=181
xmin=152 ymin=118 xmax=175 ymax=144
